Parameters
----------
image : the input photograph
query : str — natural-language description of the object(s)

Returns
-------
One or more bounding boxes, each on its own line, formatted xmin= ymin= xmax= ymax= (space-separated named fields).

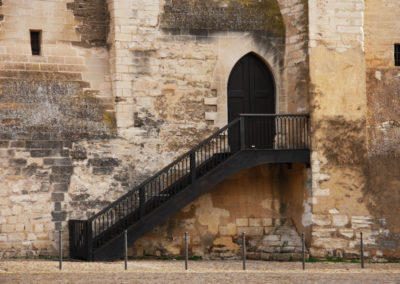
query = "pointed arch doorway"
xmin=227 ymin=53 xmax=276 ymax=151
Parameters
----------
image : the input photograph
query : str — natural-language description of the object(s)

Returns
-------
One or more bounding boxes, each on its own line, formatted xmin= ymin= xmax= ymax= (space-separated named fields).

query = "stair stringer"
xmin=92 ymin=149 xmax=310 ymax=260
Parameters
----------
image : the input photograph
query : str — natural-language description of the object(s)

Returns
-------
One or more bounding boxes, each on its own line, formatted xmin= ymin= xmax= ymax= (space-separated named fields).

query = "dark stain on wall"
xmin=161 ymin=0 xmax=285 ymax=37
xmin=0 ymin=70 xmax=117 ymax=231
xmin=313 ymin=116 xmax=367 ymax=167
xmin=364 ymin=68 xmax=400 ymax=258
xmin=0 ymin=72 xmax=116 ymax=139
xmin=67 ymin=0 xmax=110 ymax=48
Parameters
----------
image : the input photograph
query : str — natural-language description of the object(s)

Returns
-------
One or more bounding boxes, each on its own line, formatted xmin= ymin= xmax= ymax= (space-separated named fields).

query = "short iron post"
xmin=242 ymin=232 xmax=246 ymax=271
xmin=59 ymin=230 xmax=63 ymax=271
xmin=185 ymin=232 xmax=188 ymax=270
xmin=360 ymin=232 xmax=364 ymax=269
xmin=124 ymin=230 xmax=128 ymax=270
xmin=302 ymin=232 xmax=305 ymax=270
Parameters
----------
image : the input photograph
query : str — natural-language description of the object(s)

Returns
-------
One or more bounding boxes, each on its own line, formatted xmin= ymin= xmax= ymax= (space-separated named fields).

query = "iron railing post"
xmin=240 ymin=116 xmax=245 ymax=150
xmin=190 ymin=153 xmax=196 ymax=183
xmin=139 ymin=187 xmax=145 ymax=218
xmin=87 ymin=220 xmax=93 ymax=261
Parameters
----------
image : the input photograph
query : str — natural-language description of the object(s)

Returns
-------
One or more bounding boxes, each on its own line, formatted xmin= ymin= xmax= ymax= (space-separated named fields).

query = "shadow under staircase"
xmin=69 ymin=114 xmax=311 ymax=261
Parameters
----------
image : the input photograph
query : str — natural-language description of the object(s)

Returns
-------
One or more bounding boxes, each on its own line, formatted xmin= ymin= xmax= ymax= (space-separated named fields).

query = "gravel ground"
xmin=0 ymin=260 xmax=399 ymax=283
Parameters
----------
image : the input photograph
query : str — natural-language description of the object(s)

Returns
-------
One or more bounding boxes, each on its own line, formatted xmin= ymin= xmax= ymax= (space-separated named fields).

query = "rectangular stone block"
xmin=236 ymin=218 xmax=248 ymax=227
xmin=333 ymin=215 xmax=349 ymax=227
xmin=53 ymin=183 xmax=69 ymax=192
xmin=9 ymin=158 xmax=27 ymax=166
xmin=0 ymin=141 xmax=9 ymax=148
xmin=26 ymin=141 xmax=63 ymax=149
xmin=8 ymin=233 xmax=24 ymax=241
xmin=30 ymin=150 xmax=52 ymax=157
xmin=380 ymin=240 xmax=397 ymax=249
xmin=262 ymin=218 xmax=273 ymax=226
xmin=249 ymin=218 xmax=263 ymax=227
xmin=51 ymin=193 xmax=64 ymax=202
xmin=15 ymin=223 xmax=24 ymax=232
xmin=89 ymin=158 xmax=120 ymax=167
xmin=264 ymin=227 xmax=274 ymax=234
xmin=50 ymin=174 xmax=71 ymax=183
xmin=51 ymin=211 xmax=67 ymax=222
xmin=238 ymin=226 xmax=263 ymax=236
xmin=93 ymin=167 xmax=114 ymax=175
xmin=51 ymin=166 xmax=73 ymax=175
xmin=351 ymin=216 xmax=373 ymax=229
xmin=10 ymin=141 xmax=25 ymax=148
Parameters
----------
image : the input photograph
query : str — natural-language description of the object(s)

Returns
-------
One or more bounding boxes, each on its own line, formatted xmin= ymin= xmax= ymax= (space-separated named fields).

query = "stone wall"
xmin=308 ymin=0 xmax=399 ymax=260
xmin=129 ymin=164 xmax=309 ymax=260
xmin=0 ymin=0 xmax=115 ymax=257
xmin=364 ymin=0 xmax=400 ymax=258
xmin=0 ymin=0 xmax=398 ymax=261
xmin=0 ymin=0 xmax=311 ymax=258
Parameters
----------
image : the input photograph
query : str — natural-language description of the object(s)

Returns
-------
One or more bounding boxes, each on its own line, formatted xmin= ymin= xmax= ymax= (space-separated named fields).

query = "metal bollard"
xmin=124 ymin=230 xmax=128 ymax=271
xmin=59 ymin=230 xmax=63 ymax=271
xmin=242 ymin=232 xmax=246 ymax=271
xmin=360 ymin=232 xmax=364 ymax=269
xmin=185 ymin=232 xmax=188 ymax=270
xmin=302 ymin=232 xmax=305 ymax=270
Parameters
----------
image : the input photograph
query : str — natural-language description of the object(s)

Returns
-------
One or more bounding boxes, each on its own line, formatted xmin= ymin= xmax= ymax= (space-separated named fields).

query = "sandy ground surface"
xmin=0 ymin=260 xmax=399 ymax=283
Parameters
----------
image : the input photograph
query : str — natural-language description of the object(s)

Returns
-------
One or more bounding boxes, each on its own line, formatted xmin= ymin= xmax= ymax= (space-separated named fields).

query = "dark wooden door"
xmin=228 ymin=53 xmax=275 ymax=151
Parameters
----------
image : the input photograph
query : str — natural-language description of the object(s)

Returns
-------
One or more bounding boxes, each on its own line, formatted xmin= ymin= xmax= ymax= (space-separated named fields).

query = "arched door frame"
xmin=209 ymin=35 xmax=285 ymax=127
xmin=227 ymin=52 xmax=276 ymax=120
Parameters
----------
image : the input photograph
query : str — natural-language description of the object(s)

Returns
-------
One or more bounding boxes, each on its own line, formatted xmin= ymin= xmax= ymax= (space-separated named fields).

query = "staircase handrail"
xmin=87 ymin=117 xmax=241 ymax=222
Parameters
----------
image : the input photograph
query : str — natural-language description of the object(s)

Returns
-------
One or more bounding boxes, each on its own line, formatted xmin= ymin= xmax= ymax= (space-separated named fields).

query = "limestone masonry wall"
xmin=308 ymin=0 xmax=399 ymax=259
xmin=0 ymin=0 xmax=398 ymax=260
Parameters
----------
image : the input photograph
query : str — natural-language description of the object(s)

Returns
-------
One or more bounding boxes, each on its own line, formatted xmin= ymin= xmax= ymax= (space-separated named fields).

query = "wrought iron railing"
xmin=69 ymin=114 xmax=310 ymax=260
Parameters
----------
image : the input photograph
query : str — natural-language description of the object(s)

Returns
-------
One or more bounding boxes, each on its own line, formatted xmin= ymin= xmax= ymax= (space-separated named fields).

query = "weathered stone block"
xmin=93 ymin=167 xmax=114 ymax=175
xmin=30 ymin=150 xmax=52 ymax=157
xmin=51 ymin=193 xmax=64 ymax=202
xmin=89 ymin=158 xmax=120 ymax=167
xmin=238 ymin=226 xmax=263 ymax=236
xmin=351 ymin=216 xmax=373 ymax=229
xmin=51 ymin=211 xmax=67 ymax=222
xmin=264 ymin=227 xmax=274 ymax=234
xmin=51 ymin=166 xmax=73 ymax=175
xmin=338 ymin=229 xmax=354 ymax=239
xmin=71 ymin=146 xmax=87 ymax=160
xmin=26 ymin=141 xmax=63 ymax=149
xmin=0 ymin=141 xmax=9 ymax=148
xmin=333 ymin=215 xmax=349 ymax=226
xmin=249 ymin=218 xmax=263 ymax=227
xmin=9 ymin=159 xmax=27 ymax=166
xmin=380 ymin=240 xmax=397 ymax=249
xmin=263 ymin=234 xmax=280 ymax=242
xmin=43 ymin=158 xmax=71 ymax=166
xmin=50 ymin=174 xmax=71 ymax=184
xmin=235 ymin=218 xmax=248 ymax=227
xmin=10 ymin=141 xmax=25 ymax=148
xmin=262 ymin=218 xmax=273 ymax=226
xmin=312 ymin=214 xmax=331 ymax=226
xmin=53 ymin=183 xmax=69 ymax=192
xmin=8 ymin=233 xmax=24 ymax=241
xmin=313 ymin=228 xmax=336 ymax=238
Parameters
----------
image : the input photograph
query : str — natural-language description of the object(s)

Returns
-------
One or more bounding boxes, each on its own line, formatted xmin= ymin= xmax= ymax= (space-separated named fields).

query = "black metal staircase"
xmin=69 ymin=114 xmax=311 ymax=261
